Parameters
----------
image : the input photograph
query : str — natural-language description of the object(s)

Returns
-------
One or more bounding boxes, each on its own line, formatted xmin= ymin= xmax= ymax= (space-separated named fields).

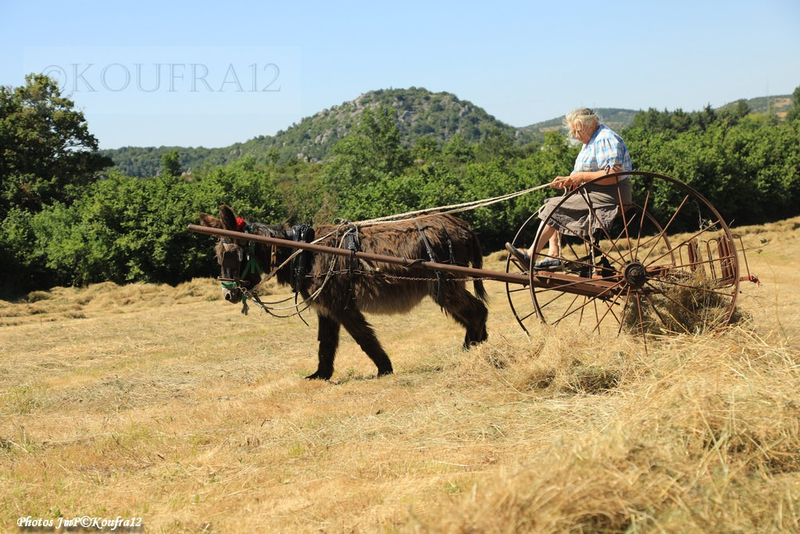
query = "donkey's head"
xmin=198 ymin=205 xmax=276 ymax=304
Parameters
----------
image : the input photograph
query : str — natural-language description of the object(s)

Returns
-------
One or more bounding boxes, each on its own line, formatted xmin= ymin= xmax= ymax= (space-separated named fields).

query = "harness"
xmin=284 ymin=224 xmax=315 ymax=293
xmin=336 ymin=223 xmax=362 ymax=307
xmin=414 ymin=220 xmax=455 ymax=306
xmin=217 ymin=221 xmax=319 ymax=320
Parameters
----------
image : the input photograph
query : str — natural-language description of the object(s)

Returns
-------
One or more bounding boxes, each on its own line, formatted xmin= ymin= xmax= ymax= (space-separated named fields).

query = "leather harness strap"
xmin=415 ymin=220 xmax=447 ymax=306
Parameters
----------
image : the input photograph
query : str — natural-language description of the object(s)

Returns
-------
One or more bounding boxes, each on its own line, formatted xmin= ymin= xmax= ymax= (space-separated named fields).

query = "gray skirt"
xmin=537 ymin=179 xmax=632 ymax=238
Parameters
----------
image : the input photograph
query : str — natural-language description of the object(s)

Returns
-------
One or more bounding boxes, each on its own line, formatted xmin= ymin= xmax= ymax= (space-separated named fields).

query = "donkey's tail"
xmin=470 ymin=233 xmax=489 ymax=302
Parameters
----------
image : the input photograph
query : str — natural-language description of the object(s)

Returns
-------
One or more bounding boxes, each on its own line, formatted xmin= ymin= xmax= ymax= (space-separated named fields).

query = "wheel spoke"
xmin=592 ymin=295 xmax=601 ymax=333
xmin=614 ymin=179 xmax=635 ymax=264
xmin=546 ymin=280 xmax=623 ymax=325
xmin=536 ymin=287 xmax=573 ymax=313
xmin=578 ymin=189 xmax=630 ymax=269
xmin=551 ymin=293 xmax=593 ymax=326
xmin=562 ymin=241 xmax=607 ymax=272
xmin=633 ymin=292 xmax=649 ymax=353
xmin=634 ymin=189 xmax=652 ymax=258
xmin=641 ymin=193 xmax=691 ymax=265
xmin=508 ymin=285 xmax=530 ymax=294
xmin=549 ymin=293 xmax=583 ymax=326
xmin=641 ymin=279 xmax=706 ymax=324
xmin=616 ymin=286 xmax=633 ymax=336
xmin=593 ymin=286 xmax=628 ymax=333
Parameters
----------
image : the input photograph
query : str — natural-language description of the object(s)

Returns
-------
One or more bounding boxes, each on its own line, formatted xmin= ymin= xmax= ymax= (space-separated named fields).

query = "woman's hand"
xmin=552 ymin=168 xmax=621 ymax=189
xmin=551 ymin=175 xmax=579 ymax=189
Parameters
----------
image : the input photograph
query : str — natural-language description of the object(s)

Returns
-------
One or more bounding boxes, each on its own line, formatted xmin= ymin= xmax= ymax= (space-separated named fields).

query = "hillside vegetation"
xmin=100 ymin=88 xmax=793 ymax=177
xmin=101 ymin=88 xmax=534 ymax=175
xmin=1 ymin=217 xmax=798 ymax=532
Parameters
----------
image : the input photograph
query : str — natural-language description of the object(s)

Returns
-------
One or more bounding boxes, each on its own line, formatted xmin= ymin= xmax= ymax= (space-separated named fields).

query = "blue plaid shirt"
xmin=572 ymin=124 xmax=632 ymax=177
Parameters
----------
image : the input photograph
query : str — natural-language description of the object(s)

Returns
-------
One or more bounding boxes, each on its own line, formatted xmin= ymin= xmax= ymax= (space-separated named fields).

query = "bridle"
xmin=211 ymin=220 xmax=363 ymax=323
xmin=217 ymin=229 xmax=270 ymax=291
xmin=214 ymin=222 xmax=317 ymax=321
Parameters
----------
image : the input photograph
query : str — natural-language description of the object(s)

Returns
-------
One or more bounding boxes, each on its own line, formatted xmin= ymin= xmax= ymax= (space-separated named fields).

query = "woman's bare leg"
xmin=528 ymin=223 xmax=559 ymax=257
xmin=548 ymin=231 xmax=561 ymax=258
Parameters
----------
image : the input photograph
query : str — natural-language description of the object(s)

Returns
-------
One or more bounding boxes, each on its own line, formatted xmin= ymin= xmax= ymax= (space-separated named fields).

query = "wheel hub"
xmin=623 ymin=261 xmax=648 ymax=289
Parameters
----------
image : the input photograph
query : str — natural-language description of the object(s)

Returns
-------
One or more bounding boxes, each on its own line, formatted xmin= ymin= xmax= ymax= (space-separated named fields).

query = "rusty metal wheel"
xmin=505 ymin=171 xmax=740 ymax=346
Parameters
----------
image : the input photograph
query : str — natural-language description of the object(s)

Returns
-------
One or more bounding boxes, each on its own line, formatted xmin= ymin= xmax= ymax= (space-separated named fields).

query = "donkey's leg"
xmin=306 ymin=312 xmax=340 ymax=380
xmin=336 ymin=308 xmax=394 ymax=377
xmin=437 ymin=282 xmax=489 ymax=348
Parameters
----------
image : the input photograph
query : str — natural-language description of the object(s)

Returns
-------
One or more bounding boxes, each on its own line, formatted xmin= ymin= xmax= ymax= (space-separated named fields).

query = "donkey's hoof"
xmin=377 ymin=367 xmax=394 ymax=377
xmin=305 ymin=371 xmax=332 ymax=381
xmin=463 ymin=337 xmax=488 ymax=350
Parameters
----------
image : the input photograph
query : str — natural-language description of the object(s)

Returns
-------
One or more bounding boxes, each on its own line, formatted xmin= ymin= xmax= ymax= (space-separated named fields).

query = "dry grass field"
xmin=1 ymin=217 xmax=799 ymax=533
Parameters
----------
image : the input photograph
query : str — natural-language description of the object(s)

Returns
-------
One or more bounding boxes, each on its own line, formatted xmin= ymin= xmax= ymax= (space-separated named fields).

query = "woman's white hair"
xmin=564 ymin=108 xmax=600 ymax=136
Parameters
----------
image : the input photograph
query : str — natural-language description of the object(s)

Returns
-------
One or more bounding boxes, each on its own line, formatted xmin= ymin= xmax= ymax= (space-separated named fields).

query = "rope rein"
xmin=354 ymin=182 xmax=552 ymax=226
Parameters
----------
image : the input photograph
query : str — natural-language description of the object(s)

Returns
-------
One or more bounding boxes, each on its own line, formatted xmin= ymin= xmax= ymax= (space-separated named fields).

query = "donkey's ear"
xmin=219 ymin=205 xmax=238 ymax=230
xmin=198 ymin=213 xmax=221 ymax=228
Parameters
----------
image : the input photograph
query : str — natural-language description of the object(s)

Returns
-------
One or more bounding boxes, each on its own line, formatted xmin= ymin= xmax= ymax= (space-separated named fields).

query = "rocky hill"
xmin=101 ymin=88 xmax=534 ymax=176
xmin=263 ymin=87 xmax=533 ymax=162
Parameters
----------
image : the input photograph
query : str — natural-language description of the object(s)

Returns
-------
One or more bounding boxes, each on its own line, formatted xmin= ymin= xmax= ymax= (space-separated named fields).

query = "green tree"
xmin=624 ymin=110 xmax=800 ymax=228
xmin=442 ymin=134 xmax=475 ymax=164
xmin=0 ymin=73 xmax=112 ymax=219
xmin=411 ymin=136 xmax=440 ymax=163
xmin=195 ymin=157 xmax=286 ymax=222
xmin=161 ymin=150 xmax=182 ymax=177
xmin=786 ymin=86 xmax=800 ymax=122
xmin=473 ymin=128 xmax=520 ymax=163
xmin=1 ymin=74 xmax=112 ymax=295
xmin=322 ymin=106 xmax=411 ymax=218
xmin=29 ymin=161 xmax=288 ymax=287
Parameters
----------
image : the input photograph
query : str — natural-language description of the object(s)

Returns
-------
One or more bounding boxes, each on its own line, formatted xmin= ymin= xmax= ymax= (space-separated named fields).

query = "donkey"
xmin=199 ymin=205 xmax=489 ymax=380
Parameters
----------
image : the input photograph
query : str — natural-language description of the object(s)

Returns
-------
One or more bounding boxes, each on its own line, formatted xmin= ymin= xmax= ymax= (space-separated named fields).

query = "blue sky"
xmin=1 ymin=0 xmax=798 ymax=149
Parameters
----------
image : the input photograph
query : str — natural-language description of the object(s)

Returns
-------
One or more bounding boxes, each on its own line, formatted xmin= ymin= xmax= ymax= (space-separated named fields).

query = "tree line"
xmin=2 ymin=74 xmax=799 ymax=296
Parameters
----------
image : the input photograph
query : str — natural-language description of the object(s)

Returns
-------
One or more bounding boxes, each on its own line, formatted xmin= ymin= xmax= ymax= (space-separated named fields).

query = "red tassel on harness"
xmin=236 ymin=217 xmax=247 ymax=231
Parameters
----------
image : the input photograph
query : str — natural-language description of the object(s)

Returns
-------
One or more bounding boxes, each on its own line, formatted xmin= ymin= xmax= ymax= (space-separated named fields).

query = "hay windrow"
xmin=622 ymin=269 xmax=746 ymax=336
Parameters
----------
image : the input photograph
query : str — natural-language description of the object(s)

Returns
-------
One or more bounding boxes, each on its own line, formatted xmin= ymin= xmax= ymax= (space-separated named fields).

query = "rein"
xmin=355 ymin=181 xmax=553 ymax=227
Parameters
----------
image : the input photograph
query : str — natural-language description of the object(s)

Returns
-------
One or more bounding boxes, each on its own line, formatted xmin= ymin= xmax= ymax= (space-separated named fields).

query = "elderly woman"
xmin=506 ymin=108 xmax=632 ymax=269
